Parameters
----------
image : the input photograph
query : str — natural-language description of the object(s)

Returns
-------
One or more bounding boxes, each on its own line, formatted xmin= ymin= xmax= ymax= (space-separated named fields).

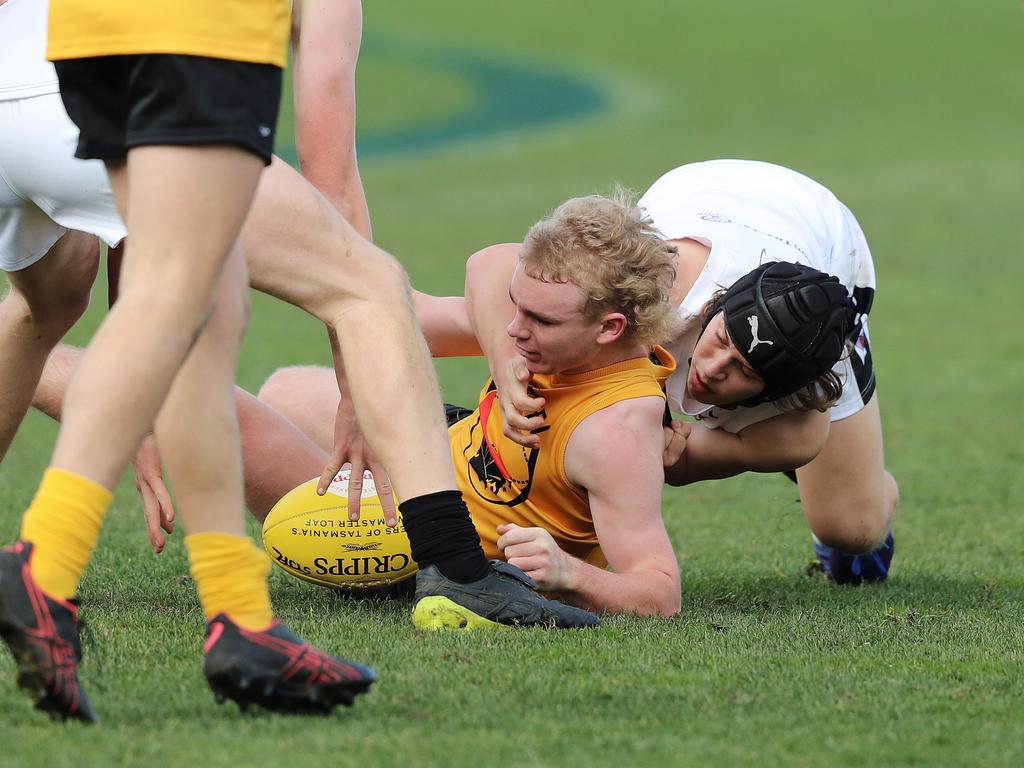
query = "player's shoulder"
xmin=564 ymin=396 xmax=664 ymax=489
xmin=571 ymin=396 xmax=665 ymax=453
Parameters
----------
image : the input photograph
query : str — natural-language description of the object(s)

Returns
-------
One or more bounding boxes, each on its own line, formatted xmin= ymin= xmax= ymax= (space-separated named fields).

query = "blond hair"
xmin=519 ymin=192 xmax=682 ymax=348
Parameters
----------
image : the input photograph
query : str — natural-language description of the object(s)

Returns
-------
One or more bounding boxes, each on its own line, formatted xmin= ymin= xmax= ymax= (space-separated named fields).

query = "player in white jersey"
xmin=639 ymin=160 xmax=876 ymax=430
xmin=467 ymin=160 xmax=898 ymax=584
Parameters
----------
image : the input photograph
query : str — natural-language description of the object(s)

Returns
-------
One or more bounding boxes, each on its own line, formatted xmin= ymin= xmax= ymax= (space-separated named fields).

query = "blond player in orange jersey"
xmin=472 ymin=161 xmax=898 ymax=586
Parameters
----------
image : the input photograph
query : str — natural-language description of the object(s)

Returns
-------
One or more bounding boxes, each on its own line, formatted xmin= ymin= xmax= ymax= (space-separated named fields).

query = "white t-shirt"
xmin=638 ymin=159 xmax=876 ymax=432
xmin=0 ymin=0 xmax=59 ymax=101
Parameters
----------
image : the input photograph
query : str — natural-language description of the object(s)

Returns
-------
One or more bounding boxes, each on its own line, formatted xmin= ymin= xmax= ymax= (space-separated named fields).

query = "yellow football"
xmin=262 ymin=470 xmax=417 ymax=590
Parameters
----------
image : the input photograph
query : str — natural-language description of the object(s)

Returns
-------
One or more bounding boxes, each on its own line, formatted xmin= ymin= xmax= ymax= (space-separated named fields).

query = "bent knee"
xmin=18 ymin=281 xmax=93 ymax=343
xmin=323 ymin=250 xmax=412 ymax=319
xmin=807 ymin=490 xmax=895 ymax=553
xmin=359 ymin=251 xmax=412 ymax=306
xmin=812 ymin=512 xmax=891 ymax=554
xmin=884 ymin=471 xmax=900 ymax=512
xmin=15 ymin=236 xmax=100 ymax=337
xmin=258 ymin=365 xmax=322 ymax=413
xmin=803 ymin=467 xmax=899 ymax=554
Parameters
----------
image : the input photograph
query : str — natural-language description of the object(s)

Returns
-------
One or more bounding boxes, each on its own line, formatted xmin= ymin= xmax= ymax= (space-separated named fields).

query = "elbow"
xmin=464 ymin=243 xmax=520 ymax=295
xmin=778 ymin=448 xmax=818 ymax=474
xmin=637 ymin=597 xmax=680 ymax=619
xmin=792 ymin=413 xmax=831 ymax=468
xmin=634 ymin=574 xmax=682 ymax=618
xmin=655 ymin=585 xmax=682 ymax=618
xmin=648 ymin=599 xmax=681 ymax=619
xmin=464 ymin=246 xmax=491 ymax=297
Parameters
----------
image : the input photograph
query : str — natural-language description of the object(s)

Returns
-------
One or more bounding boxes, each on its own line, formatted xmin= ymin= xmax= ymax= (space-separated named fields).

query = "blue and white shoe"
xmin=813 ymin=532 xmax=894 ymax=585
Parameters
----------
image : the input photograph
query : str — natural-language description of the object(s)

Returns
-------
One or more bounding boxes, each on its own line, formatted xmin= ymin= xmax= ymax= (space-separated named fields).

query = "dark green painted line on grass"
xmin=278 ymin=37 xmax=608 ymax=163
xmin=357 ymin=37 xmax=608 ymax=158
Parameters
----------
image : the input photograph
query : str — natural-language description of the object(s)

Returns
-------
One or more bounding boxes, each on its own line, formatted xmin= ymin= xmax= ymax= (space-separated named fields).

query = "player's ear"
xmin=596 ymin=312 xmax=628 ymax=345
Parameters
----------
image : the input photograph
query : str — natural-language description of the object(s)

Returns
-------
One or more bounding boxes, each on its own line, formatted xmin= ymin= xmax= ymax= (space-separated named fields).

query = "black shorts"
xmin=444 ymin=403 xmax=474 ymax=428
xmin=54 ymin=54 xmax=282 ymax=165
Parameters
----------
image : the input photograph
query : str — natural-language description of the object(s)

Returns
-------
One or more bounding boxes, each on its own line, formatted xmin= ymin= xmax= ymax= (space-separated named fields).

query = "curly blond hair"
xmin=519 ymin=192 xmax=681 ymax=348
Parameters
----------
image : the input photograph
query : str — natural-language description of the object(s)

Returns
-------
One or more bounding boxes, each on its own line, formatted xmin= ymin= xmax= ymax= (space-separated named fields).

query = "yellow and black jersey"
xmin=48 ymin=0 xmax=290 ymax=67
xmin=450 ymin=347 xmax=676 ymax=567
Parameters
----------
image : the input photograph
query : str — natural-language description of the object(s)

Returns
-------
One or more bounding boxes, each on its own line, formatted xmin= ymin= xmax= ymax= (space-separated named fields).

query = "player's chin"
xmin=701 ymin=393 xmax=733 ymax=406
xmin=713 ymin=388 xmax=762 ymax=407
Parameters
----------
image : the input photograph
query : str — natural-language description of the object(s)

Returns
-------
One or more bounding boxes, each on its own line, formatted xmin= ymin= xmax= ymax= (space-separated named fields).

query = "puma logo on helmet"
xmin=746 ymin=315 xmax=774 ymax=353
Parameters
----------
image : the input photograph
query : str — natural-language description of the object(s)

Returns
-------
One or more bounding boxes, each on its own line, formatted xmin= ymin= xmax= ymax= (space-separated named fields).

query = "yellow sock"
xmin=185 ymin=532 xmax=273 ymax=631
xmin=20 ymin=467 xmax=113 ymax=600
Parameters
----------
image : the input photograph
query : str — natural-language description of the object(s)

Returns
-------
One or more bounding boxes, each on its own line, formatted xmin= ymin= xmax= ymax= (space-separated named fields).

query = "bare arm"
xmin=291 ymin=0 xmax=387 ymax=502
xmin=513 ymin=397 xmax=680 ymax=617
xmin=464 ymin=243 xmax=546 ymax=446
xmin=464 ymin=243 xmax=520 ymax=378
xmin=411 ymin=291 xmax=481 ymax=358
xmin=664 ymin=408 xmax=830 ymax=486
xmin=291 ymin=0 xmax=371 ymax=240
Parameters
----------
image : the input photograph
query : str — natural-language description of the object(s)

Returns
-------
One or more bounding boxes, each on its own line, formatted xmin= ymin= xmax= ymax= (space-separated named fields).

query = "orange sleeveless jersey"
xmin=47 ymin=0 xmax=290 ymax=67
xmin=450 ymin=348 xmax=676 ymax=567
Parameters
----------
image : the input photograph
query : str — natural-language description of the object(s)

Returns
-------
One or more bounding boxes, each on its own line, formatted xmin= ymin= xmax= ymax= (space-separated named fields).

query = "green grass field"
xmin=2 ymin=1 xmax=1023 ymax=765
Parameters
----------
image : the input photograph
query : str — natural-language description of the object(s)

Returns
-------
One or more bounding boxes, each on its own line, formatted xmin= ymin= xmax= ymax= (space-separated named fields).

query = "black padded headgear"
xmin=707 ymin=261 xmax=856 ymax=406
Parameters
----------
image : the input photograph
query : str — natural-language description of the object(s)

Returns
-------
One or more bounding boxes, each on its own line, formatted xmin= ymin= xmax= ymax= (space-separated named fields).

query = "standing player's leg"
xmin=0 ymin=232 xmax=102 ymax=723
xmin=797 ymin=394 xmax=899 ymax=583
xmin=0 ymin=231 xmax=99 ymax=461
xmin=153 ymin=244 xmax=374 ymax=710
xmin=1 ymin=145 xmax=264 ymax=723
xmin=153 ymin=243 xmax=250 ymax=540
xmin=49 ymin=146 xmax=260 ymax=488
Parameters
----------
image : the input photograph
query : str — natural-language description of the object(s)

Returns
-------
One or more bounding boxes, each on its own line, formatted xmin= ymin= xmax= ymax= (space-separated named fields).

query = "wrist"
xmin=486 ymin=340 xmax=520 ymax=382
xmin=560 ymin=555 xmax=583 ymax=593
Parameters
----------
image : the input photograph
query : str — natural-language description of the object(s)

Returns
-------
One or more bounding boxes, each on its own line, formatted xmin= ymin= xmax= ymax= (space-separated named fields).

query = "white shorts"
xmin=0 ymin=92 xmax=126 ymax=273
